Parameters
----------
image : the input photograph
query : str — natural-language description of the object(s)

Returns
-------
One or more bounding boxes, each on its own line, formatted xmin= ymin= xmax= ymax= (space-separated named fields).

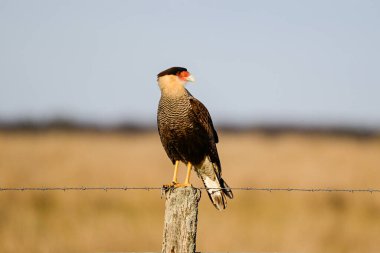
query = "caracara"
xmin=156 ymin=66 xmax=233 ymax=210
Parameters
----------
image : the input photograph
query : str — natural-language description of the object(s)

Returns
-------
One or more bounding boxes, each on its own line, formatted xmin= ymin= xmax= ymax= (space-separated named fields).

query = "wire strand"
xmin=0 ymin=186 xmax=379 ymax=193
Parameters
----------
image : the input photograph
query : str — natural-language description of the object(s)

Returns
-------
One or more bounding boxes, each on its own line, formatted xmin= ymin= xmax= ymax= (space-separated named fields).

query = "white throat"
xmin=158 ymin=75 xmax=187 ymax=97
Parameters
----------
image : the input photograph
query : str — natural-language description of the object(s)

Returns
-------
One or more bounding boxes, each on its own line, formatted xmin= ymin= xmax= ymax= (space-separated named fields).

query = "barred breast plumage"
xmin=158 ymin=91 xmax=209 ymax=165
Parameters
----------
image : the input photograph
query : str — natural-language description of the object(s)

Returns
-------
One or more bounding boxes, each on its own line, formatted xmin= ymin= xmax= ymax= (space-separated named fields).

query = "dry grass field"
xmin=0 ymin=130 xmax=379 ymax=253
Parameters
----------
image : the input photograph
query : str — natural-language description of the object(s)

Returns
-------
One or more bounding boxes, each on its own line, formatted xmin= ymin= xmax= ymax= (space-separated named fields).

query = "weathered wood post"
xmin=162 ymin=186 xmax=201 ymax=253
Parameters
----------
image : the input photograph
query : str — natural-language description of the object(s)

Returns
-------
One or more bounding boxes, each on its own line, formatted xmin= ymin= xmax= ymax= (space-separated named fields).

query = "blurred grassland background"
xmin=0 ymin=129 xmax=379 ymax=253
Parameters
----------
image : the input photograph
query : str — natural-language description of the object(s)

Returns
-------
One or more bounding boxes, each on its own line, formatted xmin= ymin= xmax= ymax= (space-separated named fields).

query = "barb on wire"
xmin=0 ymin=186 xmax=379 ymax=193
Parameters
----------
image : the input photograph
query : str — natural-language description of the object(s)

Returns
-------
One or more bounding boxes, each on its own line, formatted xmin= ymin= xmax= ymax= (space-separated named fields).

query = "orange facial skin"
xmin=178 ymin=71 xmax=190 ymax=81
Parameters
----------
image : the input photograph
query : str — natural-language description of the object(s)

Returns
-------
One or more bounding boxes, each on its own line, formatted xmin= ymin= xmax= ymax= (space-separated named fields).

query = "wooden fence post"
xmin=161 ymin=186 xmax=201 ymax=253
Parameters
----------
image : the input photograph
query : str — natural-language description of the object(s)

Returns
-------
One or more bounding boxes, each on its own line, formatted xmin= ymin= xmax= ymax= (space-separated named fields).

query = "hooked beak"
xmin=185 ymin=75 xmax=195 ymax=82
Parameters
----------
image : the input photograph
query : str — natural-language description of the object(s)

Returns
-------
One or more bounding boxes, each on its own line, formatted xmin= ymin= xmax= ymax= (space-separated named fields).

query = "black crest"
xmin=157 ymin=67 xmax=187 ymax=78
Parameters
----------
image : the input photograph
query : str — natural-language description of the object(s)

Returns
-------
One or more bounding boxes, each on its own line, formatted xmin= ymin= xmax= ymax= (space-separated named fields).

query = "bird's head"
xmin=157 ymin=67 xmax=195 ymax=96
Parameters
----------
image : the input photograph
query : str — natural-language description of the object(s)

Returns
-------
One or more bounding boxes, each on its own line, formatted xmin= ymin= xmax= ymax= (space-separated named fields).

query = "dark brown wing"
xmin=189 ymin=96 xmax=222 ymax=174
xmin=189 ymin=97 xmax=219 ymax=144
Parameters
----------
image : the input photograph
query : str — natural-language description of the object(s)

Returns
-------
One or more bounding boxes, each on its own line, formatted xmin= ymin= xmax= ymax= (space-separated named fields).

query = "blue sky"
xmin=1 ymin=0 xmax=379 ymax=128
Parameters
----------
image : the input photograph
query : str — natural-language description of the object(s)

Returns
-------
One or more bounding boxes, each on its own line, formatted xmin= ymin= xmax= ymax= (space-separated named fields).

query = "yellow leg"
xmin=174 ymin=162 xmax=192 ymax=187
xmin=163 ymin=160 xmax=180 ymax=188
xmin=172 ymin=160 xmax=179 ymax=184
xmin=184 ymin=162 xmax=192 ymax=186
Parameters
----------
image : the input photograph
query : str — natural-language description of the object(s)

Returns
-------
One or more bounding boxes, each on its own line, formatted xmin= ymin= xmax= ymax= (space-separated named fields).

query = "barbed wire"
xmin=0 ymin=186 xmax=379 ymax=193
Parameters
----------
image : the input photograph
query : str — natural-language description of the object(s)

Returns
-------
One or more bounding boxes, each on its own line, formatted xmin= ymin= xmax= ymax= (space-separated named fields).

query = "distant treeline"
xmin=0 ymin=119 xmax=378 ymax=138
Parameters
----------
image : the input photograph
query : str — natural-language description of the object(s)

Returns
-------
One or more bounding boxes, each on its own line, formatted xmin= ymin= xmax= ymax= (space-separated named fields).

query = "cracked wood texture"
xmin=162 ymin=187 xmax=201 ymax=253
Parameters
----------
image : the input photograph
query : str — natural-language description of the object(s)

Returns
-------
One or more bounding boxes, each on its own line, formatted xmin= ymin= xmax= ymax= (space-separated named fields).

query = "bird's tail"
xmin=195 ymin=158 xmax=233 ymax=210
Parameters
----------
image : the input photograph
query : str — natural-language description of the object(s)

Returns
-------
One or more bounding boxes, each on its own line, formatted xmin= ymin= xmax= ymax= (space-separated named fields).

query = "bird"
xmin=156 ymin=66 xmax=233 ymax=210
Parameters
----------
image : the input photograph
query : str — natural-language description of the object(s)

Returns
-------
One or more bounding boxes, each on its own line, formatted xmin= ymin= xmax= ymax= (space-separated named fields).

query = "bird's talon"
xmin=163 ymin=182 xmax=179 ymax=189
xmin=174 ymin=183 xmax=192 ymax=188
